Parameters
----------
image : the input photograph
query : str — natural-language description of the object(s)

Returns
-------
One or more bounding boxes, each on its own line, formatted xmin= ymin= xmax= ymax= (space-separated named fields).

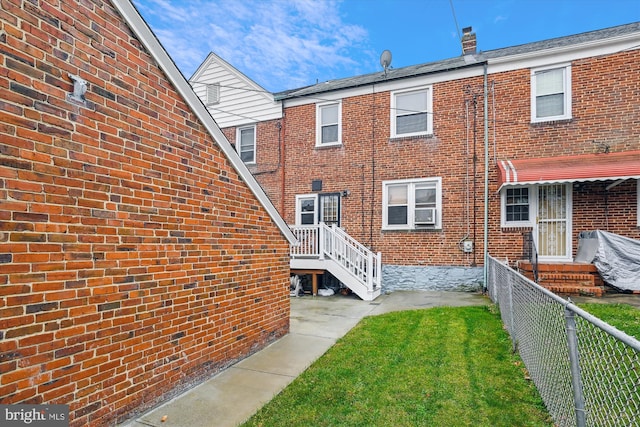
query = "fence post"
xmin=565 ymin=303 xmax=587 ymax=427
xmin=507 ymin=270 xmax=517 ymax=353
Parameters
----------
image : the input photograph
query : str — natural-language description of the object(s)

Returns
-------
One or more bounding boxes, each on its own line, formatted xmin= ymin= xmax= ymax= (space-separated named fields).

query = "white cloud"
xmin=133 ymin=0 xmax=369 ymax=91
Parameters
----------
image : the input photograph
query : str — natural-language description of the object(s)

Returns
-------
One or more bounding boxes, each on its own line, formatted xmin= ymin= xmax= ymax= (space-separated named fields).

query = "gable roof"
xmin=275 ymin=21 xmax=640 ymax=101
xmin=189 ymin=52 xmax=282 ymax=128
xmin=111 ymin=0 xmax=296 ymax=244
xmin=190 ymin=51 xmax=274 ymax=102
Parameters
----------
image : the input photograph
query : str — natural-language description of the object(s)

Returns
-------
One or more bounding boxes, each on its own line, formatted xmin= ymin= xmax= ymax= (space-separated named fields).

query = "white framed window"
xmin=382 ymin=177 xmax=442 ymax=230
xmin=637 ymin=179 xmax=640 ymax=227
xmin=316 ymin=102 xmax=341 ymax=146
xmin=500 ymin=186 xmax=534 ymax=227
xmin=391 ymin=86 xmax=432 ymax=137
xmin=206 ymin=83 xmax=220 ymax=105
xmin=296 ymin=194 xmax=318 ymax=225
xmin=236 ymin=125 xmax=256 ymax=164
xmin=531 ymin=64 xmax=571 ymax=123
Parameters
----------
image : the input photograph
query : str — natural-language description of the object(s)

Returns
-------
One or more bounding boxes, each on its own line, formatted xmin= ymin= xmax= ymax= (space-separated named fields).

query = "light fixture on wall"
xmin=67 ymin=74 xmax=87 ymax=104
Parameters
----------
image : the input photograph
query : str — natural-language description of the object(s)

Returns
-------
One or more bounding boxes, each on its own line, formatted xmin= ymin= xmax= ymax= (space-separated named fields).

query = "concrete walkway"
xmin=119 ymin=291 xmax=488 ymax=427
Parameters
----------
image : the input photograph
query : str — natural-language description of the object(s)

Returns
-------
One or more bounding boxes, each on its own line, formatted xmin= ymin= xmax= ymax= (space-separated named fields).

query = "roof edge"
xmin=111 ymin=0 xmax=296 ymax=244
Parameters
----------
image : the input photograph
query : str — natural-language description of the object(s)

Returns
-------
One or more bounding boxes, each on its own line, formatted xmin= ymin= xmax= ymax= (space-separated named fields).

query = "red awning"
xmin=498 ymin=150 xmax=640 ymax=190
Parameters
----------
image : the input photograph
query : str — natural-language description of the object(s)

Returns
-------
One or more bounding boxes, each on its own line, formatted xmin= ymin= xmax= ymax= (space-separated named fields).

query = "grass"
xmin=577 ymin=303 xmax=640 ymax=339
xmin=242 ymin=305 xmax=552 ymax=427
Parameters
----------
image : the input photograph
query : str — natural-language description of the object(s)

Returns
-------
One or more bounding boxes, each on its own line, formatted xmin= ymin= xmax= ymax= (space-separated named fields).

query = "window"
xmin=531 ymin=65 xmax=571 ymax=122
xmin=320 ymin=193 xmax=340 ymax=226
xmin=382 ymin=178 xmax=442 ymax=230
xmin=316 ymin=102 xmax=341 ymax=146
xmin=296 ymin=195 xmax=317 ymax=225
xmin=237 ymin=125 xmax=256 ymax=164
xmin=637 ymin=179 xmax=640 ymax=227
xmin=391 ymin=87 xmax=432 ymax=137
xmin=501 ymin=186 xmax=533 ymax=227
xmin=295 ymin=193 xmax=341 ymax=226
xmin=206 ymin=83 xmax=220 ymax=105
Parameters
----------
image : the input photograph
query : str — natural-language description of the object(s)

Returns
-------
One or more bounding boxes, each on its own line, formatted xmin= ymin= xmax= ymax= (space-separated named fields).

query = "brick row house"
xmin=191 ymin=23 xmax=640 ymax=296
xmin=0 ymin=1 xmax=296 ymax=426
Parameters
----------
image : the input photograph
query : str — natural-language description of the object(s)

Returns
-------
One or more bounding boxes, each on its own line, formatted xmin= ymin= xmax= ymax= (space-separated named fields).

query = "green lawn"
xmin=578 ymin=303 xmax=640 ymax=339
xmin=242 ymin=305 xmax=552 ymax=427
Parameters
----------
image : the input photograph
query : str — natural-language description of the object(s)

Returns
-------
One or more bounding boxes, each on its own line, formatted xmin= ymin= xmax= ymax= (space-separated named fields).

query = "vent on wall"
xmin=206 ymin=83 xmax=220 ymax=105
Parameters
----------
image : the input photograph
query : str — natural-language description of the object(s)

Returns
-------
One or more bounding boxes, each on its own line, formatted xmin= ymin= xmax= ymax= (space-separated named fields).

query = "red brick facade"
xmin=0 ymin=1 xmax=291 ymax=426
xmin=249 ymin=42 xmax=640 ymax=267
xmin=221 ymin=118 xmax=285 ymax=214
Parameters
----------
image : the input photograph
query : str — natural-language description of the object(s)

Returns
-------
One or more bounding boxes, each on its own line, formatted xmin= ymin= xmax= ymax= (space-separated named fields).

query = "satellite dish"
xmin=380 ymin=50 xmax=392 ymax=76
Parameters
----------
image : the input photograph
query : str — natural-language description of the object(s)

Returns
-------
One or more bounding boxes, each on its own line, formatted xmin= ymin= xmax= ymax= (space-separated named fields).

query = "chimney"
xmin=461 ymin=26 xmax=476 ymax=55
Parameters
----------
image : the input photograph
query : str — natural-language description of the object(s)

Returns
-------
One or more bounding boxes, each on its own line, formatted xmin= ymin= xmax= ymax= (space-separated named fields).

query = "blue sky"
xmin=131 ymin=0 xmax=640 ymax=93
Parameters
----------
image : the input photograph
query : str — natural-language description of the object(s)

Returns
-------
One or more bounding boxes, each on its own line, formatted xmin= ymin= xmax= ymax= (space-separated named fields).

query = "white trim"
xmin=382 ymin=177 xmax=442 ymax=230
xmin=498 ymin=174 xmax=640 ymax=192
xmin=390 ymin=86 xmax=433 ymax=138
xmin=487 ymin=33 xmax=640 ymax=72
xmin=281 ymin=69 xmax=480 ymax=108
xmin=111 ymin=0 xmax=296 ymax=244
xmin=530 ymin=63 xmax=572 ymax=123
xmin=500 ymin=186 xmax=534 ymax=228
xmin=535 ymin=184 xmax=573 ymax=262
xmin=191 ymin=52 xmax=274 ymax=103
xmin=295 ymin=194 xmax=318 ymax=225
xmin=236 ymin=124 xmax=256 ymax=165
xmin=315 ymin=101 xmax=342 ymax=147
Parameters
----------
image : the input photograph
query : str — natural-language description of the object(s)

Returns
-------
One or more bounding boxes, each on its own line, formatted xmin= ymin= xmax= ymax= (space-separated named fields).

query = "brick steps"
xmin=517 ymin=261 xmax=607 ymax=297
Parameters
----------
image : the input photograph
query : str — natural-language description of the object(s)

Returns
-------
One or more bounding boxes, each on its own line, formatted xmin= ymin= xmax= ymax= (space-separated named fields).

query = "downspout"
xmin=280 ymin=106 xmax=286 ymax=218
xmin=483 ymin=62 xmax=489 ymax=292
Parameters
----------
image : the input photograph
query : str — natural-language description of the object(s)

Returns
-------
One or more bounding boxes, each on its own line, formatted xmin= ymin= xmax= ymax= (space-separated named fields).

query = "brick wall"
xmin=270 ymin=48 xmax=639 ymax=267
xmin=0 ymin=1 xmax=290 ymax=426
xmin=221 ymin=118 xmax=284 ymax=214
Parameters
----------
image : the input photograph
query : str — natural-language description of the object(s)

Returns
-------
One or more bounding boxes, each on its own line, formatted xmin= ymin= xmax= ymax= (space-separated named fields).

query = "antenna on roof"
xmin=380 ymin=50 xmax=392 ymax=77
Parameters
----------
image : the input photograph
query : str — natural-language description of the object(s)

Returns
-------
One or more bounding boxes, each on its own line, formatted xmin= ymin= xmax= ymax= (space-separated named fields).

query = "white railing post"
xmin=376 ymin=251 xmax=382 ymax=288
xmin=318 ymin=222 xmax=325 ymax=260
xmin=367 ymin=251 xmax=373 ymax=290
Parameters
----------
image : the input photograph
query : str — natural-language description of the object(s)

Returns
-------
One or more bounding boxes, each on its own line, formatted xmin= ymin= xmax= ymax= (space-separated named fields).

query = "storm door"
xmin=295 ymin=193 xmax=341 ymax=226
xmin=536 ymin=184 xmax=572 ymax=260
xmin=319 ymin=193 xmax=341 ymax=227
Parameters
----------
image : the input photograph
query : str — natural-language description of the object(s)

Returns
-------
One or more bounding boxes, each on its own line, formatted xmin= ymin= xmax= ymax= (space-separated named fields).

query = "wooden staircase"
xmin=290 ymin=223 xmax=382 ymax=301
xmin=517 ymin=261 xmax=606 ymax=297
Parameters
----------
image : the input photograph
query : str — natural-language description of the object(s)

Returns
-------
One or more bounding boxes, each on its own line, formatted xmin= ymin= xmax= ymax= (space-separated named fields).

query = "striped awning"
xmin=498 ymin=150 xmax=640 ymax=190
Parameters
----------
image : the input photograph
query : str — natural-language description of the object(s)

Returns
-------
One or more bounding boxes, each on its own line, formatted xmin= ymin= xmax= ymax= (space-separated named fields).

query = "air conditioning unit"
xmin=415 ymin=208 xmax=436 ymax=225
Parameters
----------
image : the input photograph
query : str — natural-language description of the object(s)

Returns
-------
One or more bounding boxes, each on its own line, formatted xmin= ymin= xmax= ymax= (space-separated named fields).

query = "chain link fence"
xmin=486 ymin=255 xmax=640 ymax=427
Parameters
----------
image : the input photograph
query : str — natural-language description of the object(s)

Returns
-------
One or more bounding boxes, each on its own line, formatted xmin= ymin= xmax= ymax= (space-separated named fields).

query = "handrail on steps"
xmin=290 ymin=223 xmax=381 ymax=292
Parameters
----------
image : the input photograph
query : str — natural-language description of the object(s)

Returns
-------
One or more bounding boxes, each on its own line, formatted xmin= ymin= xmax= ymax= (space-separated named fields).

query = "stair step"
xmin=538 ymin=273 xmax=595 ymax=286
xmin=543 ymin=284 xmax=606 ymax=297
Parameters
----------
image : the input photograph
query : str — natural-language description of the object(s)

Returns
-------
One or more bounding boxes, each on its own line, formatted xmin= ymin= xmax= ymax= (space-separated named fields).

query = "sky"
xmin=131 ymin=0 xmax=640 ymax=93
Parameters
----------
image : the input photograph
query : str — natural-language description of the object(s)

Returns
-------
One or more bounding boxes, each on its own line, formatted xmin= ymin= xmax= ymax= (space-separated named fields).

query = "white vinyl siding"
xmin=391 ymin=86 xmax=432 ymax=137
xmin=190 ymin=53 xmax=281 ymax=128
xmin=383 ymin=178 xmax=442 ymax=230
xmin=531 ymin=65 xmax=571 ymax=122
xmin=316 ymin=102 xmax=342 ymax=146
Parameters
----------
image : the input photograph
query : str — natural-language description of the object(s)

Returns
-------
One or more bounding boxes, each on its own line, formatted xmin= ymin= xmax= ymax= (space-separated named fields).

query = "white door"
xmin=536 ymin=184 xmax=572 ymax=260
